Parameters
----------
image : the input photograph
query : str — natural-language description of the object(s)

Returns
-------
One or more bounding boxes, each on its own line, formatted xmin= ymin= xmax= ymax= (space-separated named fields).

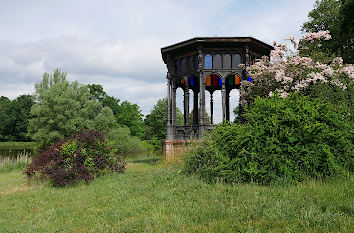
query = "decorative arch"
xmin=204 ymin=54 xmax=212 ymax=69
xmin=175 ymin=59 xmax=181 ymax=74
xmin=232 ymin=54 xmax=241 ymax=69
xmin=189 ymin=75 xmax=199 ymax=90
xmin=223 ymin=54 xmax=231 ymax=69
xmin=225 ymin=73 xmax=241 ymax=89
xmin=181 ymin=57 xmax=187 ymax=73
xmin=176 ymin=77 xmax=186 ymax=89
xmin=213 ymin=54 xmax=222 ymax=69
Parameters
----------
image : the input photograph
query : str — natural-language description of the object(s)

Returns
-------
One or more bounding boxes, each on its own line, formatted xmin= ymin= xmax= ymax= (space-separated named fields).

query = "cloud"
xmin=0 ymin=0 xmax=317 ymax=117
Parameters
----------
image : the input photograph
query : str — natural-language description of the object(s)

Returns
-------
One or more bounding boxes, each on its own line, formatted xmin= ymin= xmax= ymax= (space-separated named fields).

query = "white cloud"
xmin=0 ymin=0 xmax=317 ymax=118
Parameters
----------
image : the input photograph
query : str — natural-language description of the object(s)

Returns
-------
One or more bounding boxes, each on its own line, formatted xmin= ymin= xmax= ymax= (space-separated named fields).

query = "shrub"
xmin=107 ymin=127 xmax=147 ymax=154
xmin=184 ymin=94 xmax=353 ymax=184
xmin=25 ymin=130 xmax=125 ymax=187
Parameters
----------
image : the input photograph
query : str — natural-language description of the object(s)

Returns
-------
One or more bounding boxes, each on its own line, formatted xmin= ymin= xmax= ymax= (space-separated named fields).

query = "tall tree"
xmin=0 ymin=95 xmax=34 ymax=141
xmin=301 ymin=0 xmax=354 ymax=63
xmin=88 ymin=84 xmax=145 ymax=138
xmin=29 ymin=69 xmax=116 ymax=149
xmin=144 ymin=98 xmax=183 ymax=140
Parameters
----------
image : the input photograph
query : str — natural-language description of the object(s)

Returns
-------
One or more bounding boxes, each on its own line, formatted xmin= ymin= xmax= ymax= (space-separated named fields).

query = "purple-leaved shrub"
xmin=25 ymin=130 xmax=125 ymax=187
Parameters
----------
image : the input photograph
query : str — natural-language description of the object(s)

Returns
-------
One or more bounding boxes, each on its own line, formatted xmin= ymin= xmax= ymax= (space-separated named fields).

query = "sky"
xmin=0 ymin=0 xmax=316 ymax=122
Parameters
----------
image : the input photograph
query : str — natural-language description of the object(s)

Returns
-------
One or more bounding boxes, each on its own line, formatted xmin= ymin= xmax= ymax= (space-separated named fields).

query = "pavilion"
xmin=161 ymin=37 xmax=273 ymax=158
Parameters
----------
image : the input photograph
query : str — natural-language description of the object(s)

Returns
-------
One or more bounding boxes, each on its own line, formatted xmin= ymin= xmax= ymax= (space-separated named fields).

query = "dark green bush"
xmin=184 ymin=94 xmax=353 ymax=184
xmin=25 ymin=130 xmax=126 ymax=187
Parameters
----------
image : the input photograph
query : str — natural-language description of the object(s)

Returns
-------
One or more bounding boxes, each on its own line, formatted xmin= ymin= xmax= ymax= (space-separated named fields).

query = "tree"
xmin=28 ymin=69 xmax=116 ymax=149
xmin=88 ymin=84 xmax=145 ymax=138
xmin=301 ymin=0 xmax=354 ymax=63
xmin=0 ymin=95 xmax=34 ymax=141
xmin=239 ymin=31 xmax=353 ymax=107
xmin=144 ymin=98 xmax=183 ymax=140
xmin=115 ymin=101 xmax=145 ymax=139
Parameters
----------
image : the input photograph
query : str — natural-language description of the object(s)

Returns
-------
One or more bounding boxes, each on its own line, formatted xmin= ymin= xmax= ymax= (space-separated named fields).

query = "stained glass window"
xmin=205 ymin=76 xmax=211 ymax=87
xmin=177 ymin=78 xmax=186 ymax=87
xmin=213 ymin=54 xmax=222 ymax=69
xmin=223 ymin=54 xmax=231 ymax=69
xmin=181 ymin=57 xmax=187 ymax=73
xmin=232 ymin=54 xmax=241 ymax=69
xmin=175 ymin=59 xmax=180 ymax=74
xmin=188 ymin=56 xmax=194 ymax=72
xmin=194 ymin=55 xmax=199 ymax=71
xmin=248 ymin=76 xmax=252 ymax=82
xmin=235 ymin=75 xmax=240 ymax=85
xmin=204 ymin=54 xmax=212 ymax=69
xmin=190 ymin=76 xmax=199 ymax=87
xmin=206 ymin=74 xmax=222 ymax=87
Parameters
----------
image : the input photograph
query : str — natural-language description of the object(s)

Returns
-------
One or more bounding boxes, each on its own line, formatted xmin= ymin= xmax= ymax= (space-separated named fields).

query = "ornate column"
xmin=197 ymin=45 xmax=206 ymax=126
xmin=199 ymin=73 xmax=206 ymax=125
xmin=184 ymin=87 xmax=190 ymax=126
xmin=166 ymin=73 xmax=173 ymax=140
xmin=172 ymin=86 xmax=177 ymax=126
xmin=226 ymin=90 xmax=230 ymax=121
xmin=245 ymin=47 xmax=250 ymax=67
xmin=221 ymin=81 xmax=226 ymax=121
xmin=167 ymin=73 xmax=172 ymax=126
xmin=210 ymin=91 xmax=213 ymax=125
xmin=193 ymin=90 xmax=198 ymax=125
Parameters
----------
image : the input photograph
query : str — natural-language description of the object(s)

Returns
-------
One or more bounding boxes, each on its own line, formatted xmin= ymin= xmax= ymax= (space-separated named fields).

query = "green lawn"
xmin=0 ymin=163 xmax=353 ymax=232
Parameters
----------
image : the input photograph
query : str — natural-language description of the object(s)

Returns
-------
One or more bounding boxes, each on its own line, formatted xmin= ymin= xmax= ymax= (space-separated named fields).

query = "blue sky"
xmin=0 ymin=0 xmax=316 ymax=121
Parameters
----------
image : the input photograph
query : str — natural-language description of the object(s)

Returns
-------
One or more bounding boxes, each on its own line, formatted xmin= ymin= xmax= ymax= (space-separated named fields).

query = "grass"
xmin=0 ymin=163 xmax=353 ymax=232
xmin=0 ymin=153 xmax=31 ymax=173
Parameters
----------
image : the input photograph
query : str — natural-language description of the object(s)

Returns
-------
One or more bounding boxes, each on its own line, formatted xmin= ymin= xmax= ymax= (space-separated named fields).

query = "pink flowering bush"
xmin=239 ymin=31 xmax=354 ymax=106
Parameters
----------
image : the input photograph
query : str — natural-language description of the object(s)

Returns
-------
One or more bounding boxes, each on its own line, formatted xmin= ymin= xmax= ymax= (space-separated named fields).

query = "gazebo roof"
xmin=161 ymin=37 xmax=274 ymax=63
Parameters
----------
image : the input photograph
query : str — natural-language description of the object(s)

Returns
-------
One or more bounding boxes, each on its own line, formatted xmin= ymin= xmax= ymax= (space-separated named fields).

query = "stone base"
xmin=163 ymin=139 xmax=199 ymax=162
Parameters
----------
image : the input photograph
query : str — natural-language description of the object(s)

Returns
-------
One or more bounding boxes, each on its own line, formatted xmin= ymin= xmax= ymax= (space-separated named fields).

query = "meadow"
xmin=0 ymin=162 xmax=353 ymax=232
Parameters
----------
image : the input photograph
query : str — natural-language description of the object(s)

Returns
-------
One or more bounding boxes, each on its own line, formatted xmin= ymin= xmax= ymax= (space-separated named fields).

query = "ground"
xmin=0 ymin=162 xmax=353 ymax=232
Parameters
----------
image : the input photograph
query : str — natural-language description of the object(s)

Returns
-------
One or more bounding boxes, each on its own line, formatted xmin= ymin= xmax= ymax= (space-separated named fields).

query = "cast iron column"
xmin=226 ymin=90 xmax=230 ymax=121
xmin=184 ymin=87 xmax=189 ymax=126
xmin=221 ymin=81 xmax=226 ymax=121
xmin=199 ymin=73 xmax=206 ymax=125
xmin=166 ymin=73 xmax=173 ymax=140
xmin=193 ymin=90 xmax=198 ymax=125
xmin=210 ymin=91 xmax=213 ymax=125
xmin=172 ymin=87 xmax=177 ymax=126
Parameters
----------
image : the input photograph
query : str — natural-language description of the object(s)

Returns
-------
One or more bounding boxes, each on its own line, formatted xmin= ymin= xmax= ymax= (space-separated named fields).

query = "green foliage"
xmin=185 ymin=94 xmax=353 ymax=184
xmin=107 ymin=127 xmax=146 ymax=154
xmin=116 ymin=101 xmax=145 ymax=138
xmin=301 ymin=0 xmax=354 ymax=63
xmin=29 ymin=70 xmax=116 ymax=149
xmin=25 ymin=130 xmax=126 ymax=187
xmin=144 ymin=98 xmax=183 ymax=140
xmin=88 ymin=84 xmax=145 ymax=138
xmin=0 ymin=95 xmax=34 ymax=141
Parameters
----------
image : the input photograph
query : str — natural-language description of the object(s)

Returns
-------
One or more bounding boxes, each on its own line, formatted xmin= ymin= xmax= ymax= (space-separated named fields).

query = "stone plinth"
xmin=163 ymin=139 xmax=200 ymax=161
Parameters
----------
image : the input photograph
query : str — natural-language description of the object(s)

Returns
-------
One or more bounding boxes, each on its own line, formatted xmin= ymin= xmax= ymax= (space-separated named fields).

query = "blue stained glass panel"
xmin=204 ymin=54 xmax=212 ymax=69
xmin=248 ymin=76 xmax=252 ymax=82
xmin=219 ymin=77 xmax=222 ymax=86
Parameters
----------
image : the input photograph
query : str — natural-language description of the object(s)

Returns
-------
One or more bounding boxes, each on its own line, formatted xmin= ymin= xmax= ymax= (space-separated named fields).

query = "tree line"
xmin=0 ymin=69 xmax=179 ymax=152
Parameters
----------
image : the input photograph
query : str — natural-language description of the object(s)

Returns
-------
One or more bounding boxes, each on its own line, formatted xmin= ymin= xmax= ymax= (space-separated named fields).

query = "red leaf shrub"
xmin=25 ymin=130 xmax=125 ymax=187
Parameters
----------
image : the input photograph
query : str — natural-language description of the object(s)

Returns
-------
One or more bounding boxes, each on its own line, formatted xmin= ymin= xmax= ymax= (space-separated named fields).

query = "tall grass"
xmin=0 ymin=163 xmax=353 ymax=232
xmin=0 ymin=151 xmax=31 ymax=173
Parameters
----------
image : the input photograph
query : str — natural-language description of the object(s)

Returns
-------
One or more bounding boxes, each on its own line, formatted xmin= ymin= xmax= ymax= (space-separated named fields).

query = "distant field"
xmin=0 ymin=142 xmax=37 ymax=150
xmin=0 ymin=163 xmax=353 ymax=232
